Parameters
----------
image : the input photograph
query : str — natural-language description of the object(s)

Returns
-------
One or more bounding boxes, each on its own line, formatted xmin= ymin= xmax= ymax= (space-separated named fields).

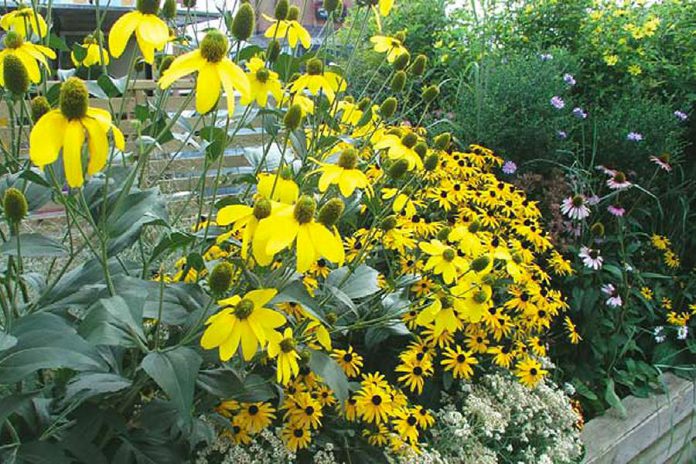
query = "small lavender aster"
xmin=563 ymin=73 xmax=576 ymax=86
xmin=502 ymin=160 xmax=517 ymax=175
xmin=626 ymin=132 xmax=643 ymax=142
xmin=572 ymin=107 xmax=587 ymax=119
xmin=550 ymin=96 xmax=565 ymax=109
xmin=674 ymin=110 xmax=688 ymax=122
xmin=557 ymin=130 xmax=568 ymax=139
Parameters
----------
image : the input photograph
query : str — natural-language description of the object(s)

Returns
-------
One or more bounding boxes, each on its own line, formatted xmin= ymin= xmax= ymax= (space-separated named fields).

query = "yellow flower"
xmin=237 ymin=401 xmax=276 ymax=433
xmin=315 ymin=148 xmax=372 ymax=197
xmin=257 ymin=171 xmax=300 ymax=204
xmin=29 ymin=78 xmax=125 ymax=188
xmin=263 ymin=13 xmax=312 ymax=49
xmin=355 ymin=384 xmax=393 ymax=424
xmin=515 ymin=357 xmax=547 ymax=387
xmin=419 ymin=239 xmax=466 ymax=284
xmin=374 ymin=132 xmax=424 ymax=171
xmin=627 ymin=64 xmax=642 ymax=76
xmin=200 ymin=288 xmax=286 ymax=361
xmin=640 ymin=286 xmax=653 ymax=301
xmin=290 ymin=58 xmax=346 ymax=102
xmin=396 ymin=357 xmax=433 ymax=394
xmin=331 ymin=346 xmax=364 ymax=378
xmin=650 ymin=234 xmax=671 ymax=250
xmin=441 ymin=345 xmax=478 ymax=379
xmin=377 ymin=0 xmax=394 ymax=16
xmin=392 ymin=408 xmax=420 ymax=444
xmin=285 ymin=391 xmax=323 ymax=429
xmin=281 ymin=424 xmax=312 ymax=451
xmin=0 ymin=32 xmax=55 ymax=87
xmin=254 ymin=195 xmax=344 ymax=273
xmin=159 ymin=30 xmax=250 ymax=115
xmin=370 ymin=35 xmax=408 ymax=63
xmin=241 ymin=57 xmax=283 ymax=107
xmin=108 ymin=0 xmax=169 ymax=64
xmin=603 ymin=54 xmax=619 ymax=66
xmin=416 ymin=296 xmax=463 ymax=337
xmin=216 ymin=197 xmax=273 ymax=261
xmin=0 ymin=6 xmax=48 ymax=38
xmin=71 ymin=36 xmax=110 ymax=67
xmin=267 ymin=327 xmax=300 ymax=385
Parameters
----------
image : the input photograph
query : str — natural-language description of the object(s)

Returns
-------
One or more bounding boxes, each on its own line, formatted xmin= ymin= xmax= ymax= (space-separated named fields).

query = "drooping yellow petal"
xmin=15 ymin=49 xmax=41 ymax=83
xmin=158 ymin=50 xmax=203 ymax=89
xmin=136 ymin=31 xmax=156 ymax=64
xmin=29 ymin=110 xmax=67 ymax=167
xmin=109 ymin=11 xmax=141 ymax=58
xmin=296 ymin=224 xmax=317 ymax=273
xmin=195 ymin=62 xmax=221 ymax=114
xmin=86 ymin=107 xmax=113 ymax=130
xmin=200 ymin=312 xmax=234 ymax=348
xmin=260 ymin=215 xmax=300 ymax=255
xmin=111 ymin=124 xmax=125 ymax=151
xmin=309 ymin=223 xmax=344 ymax=264
xmin=220 ymin=58 xmax=251 ymax=99
xmin=217 ymin=204 xmax=252 ymax=226
xmin=246 ymin=288 xmax=278 ymax=309
xmin=83 ymin=117 xmax=108 ymax=176
xmin=63 ymin=120 xmax=86 ymax=188
xmin=137 ymin=15 xmax=169 ymax=48
xmin=240 ymin=325 xmax=259 ymax=361
xmin=255 ymin=307 xmax=287 ymax=329
xmin=218 ymin=323 xmax=242 ymax=361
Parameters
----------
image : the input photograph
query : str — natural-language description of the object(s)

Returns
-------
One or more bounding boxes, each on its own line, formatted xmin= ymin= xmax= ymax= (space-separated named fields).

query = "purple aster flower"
xmin=550 ymin=96 xmax=565 ymax=109
xmin=557 ymin=130 xmax=568 ymax=139
xmin=563 ymin=73 xmax=576 ymax=86
xmin=502 ymin=160 xmax=517 ymax=175
xmin=674 ymin=110 xmax=688 ymax=122
xmin=539 ymin=53 xmax=553 ymax=61
xmin=626 ymin=132 xmax=643 ymax=142
xmin=572 ymin=107 xmax=587 ymax=119
xmin=587 ymin=195 xmax=600 ymax=206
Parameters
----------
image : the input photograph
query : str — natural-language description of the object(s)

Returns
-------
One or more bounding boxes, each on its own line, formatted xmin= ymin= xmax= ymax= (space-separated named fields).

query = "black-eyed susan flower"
xmin=392 ymin=408 xmax=420 ymax=444
xmin=396 ymin=357 xmax=433 ymax=394
xmin=290 ymin=58 xmax=346 ymax=102
xmin=315 ymin=147 xmax=372 ymax=197
xmin=71 ymin=34 xmax=110 ymax=67
xmin=241 ymin=57 xmax=283 ymax=107
xmin=0 ymin=31 xmax=55 ymax=87
xmin=29 ymin=78 xmax=125 ymax=188
xmin=285 ymin=391 xmax=323 ymax=429
xmin=267 ymin=327 xmax=300 ymax=385
xmin=200 ymin=289 xmax=286 ymax=361
xmin=515 ymin=357 xmax=547 ymax=387
xmin=159 ymin=30 xmax=250 ymax=115
xmin=237 ymin=401 xmax=276 ymax=433
xmin=441 ymin=345 xmax=478 ymax=379
xmin=370 ymin=35 xmax=408 ymax=63
xmin=355 ymin=384 xmax=393 ymax=424
xmin=0 ymin=6 xmax=48 ymax=38
xmin=109 ymin=0 xmax=169 ymax=64
xmin=281 ymin=423 xmax=311 ymax=452
xmin=331 ymin=346 xmax=364 ymax=378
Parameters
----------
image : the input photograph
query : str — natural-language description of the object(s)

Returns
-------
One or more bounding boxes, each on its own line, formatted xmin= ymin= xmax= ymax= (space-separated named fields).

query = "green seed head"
xmin=266 ymin=39 xmax=281 ymax=62
xmin=30 ymin=96 xmax=51 ymax=122
xmin=393 ymin=51 xmax=411 ymax=71
xmin=3 ymin=31 xmax=23 ymax=49
xmin=473 ymin=290 xmax=488 ymax=304
xmin=440 ymin=295 xmax=454 ymax=308
xmin=284 ymin=103 xmax=303 ymax=130
xmin=255 ymin=68 xmax=270 ymax=83
xmin=3 ymin=54 xmax=29 ymax=95
xmin=287 ymin=5 xmax=300 ymax=21
xmin=136 ymin=0 xmax=160 ymax=15
xmin=323 ymin=0 xmax=341 ymax=13
xmin=158 ymin=55 xmax=175 ymax=74
xmin=338 ymin=148 xmax=358 ymax=169
xmin=208 ymin=262 xmax=235 ymax=294
xmin=317 ymin=198 xmax=344 ymax=227
xmin=275 ymin=0 xmax=289 ymax=20
xmin=388 ymin=158 xmax=409 ymax=179
xmin=280 ymin=337 xmax=296 ymax=353
xmin=357 ymin=96 xmax=371 ymax=111
xmin=306 ymin=58 xmax=324 ymax=76
xmin=410 ymin=54 xmax=427 ymax=76
xmin=414 ymin=141 xmax=428 ymax=158
xmin=391 ymin=70 xmax=406 ymax=92
xmin=162 ymin=0 xmax=177 ymax=19
xmin=60 ymin=77 xmax=89 ymax=120
xmin=232 ymin=2 xmax=255 ymax=41
xmin=468 ymin=221 xmax=480 ymax=233
xmin=422 ymin=85 xmax=440 ymax=103
xmin=470 ymin=255 xmax=490 ymax=272
xmin=401 ymin=132 xmax=418 ymax=149
xmin=294 ymin=195 xmax=316 ymax=224
xmin=434 ymin=133 xmax=451 ymax=150
xmin=436 ymin=226 xmax=451 ymax=241
xmin=182 ymin=0 xmax=196 ymax=8
xmin=200 ymin=30 xmax=228 ymax=63
xmin=234 ymin=298 xmax=255 ymax=319
xmin=381 ymin=215 xmax=397 ymax=231
xmin=3 ymin=187 xmax=28 ymax=224
xmin=253 ymin=198 xmax=272 ymax=220
xmin=379 ymin=97 xmax=397 ymax=119
xmin=424 ymin=153 xmax=439 ymax=171
xmin=442 ymin=247 xmax=456 ymax=262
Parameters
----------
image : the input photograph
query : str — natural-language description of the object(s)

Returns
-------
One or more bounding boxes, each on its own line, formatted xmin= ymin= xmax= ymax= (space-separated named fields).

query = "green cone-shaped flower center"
xmin=442 ymin=248 xmax=456 ymax=262
xmin=255 ymin=68 xmax=270 ymax=83
xmin=136 ymin=0 xmax=160 ymax=14
xmin=60 ymin=77 xmax=89 ymax=120
xmin=3 ymin=31 xmax=23 ymax=49
xmin=571 ymin=195 xmax=584 ymax=207
xmin=294 ymin=196 xmax=316 ymax=224
xmin=338 ymin=148 xmax=358 ymax=169
xmin=234 ymin=299 xmax=255 ymax=320
xmin=401 ymin=132 xmax=417 ymax=149
xmin=200 ymin=30 xmax=228 ymax=63
xmin=306 ymin=58 xmax=324 ymax=76
xmin=474 ymin=290 xmax=488 ymax=304
xmin=440 ymin=296 xmax=454 ymax=309
xmin=280 ymin=337 xmax=295 ymax=353
xmin=253 ymin=198 xmax=272 ymax=220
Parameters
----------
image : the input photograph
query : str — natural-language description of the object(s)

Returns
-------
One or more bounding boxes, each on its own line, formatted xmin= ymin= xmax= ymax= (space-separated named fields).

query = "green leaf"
xmin=200 ymin=126 xmax=227 ymax=161
xmin=0 ymin=392 xmax=35 ymax=423
xmin=48 ymin=33 xmax=69 ymax=51
xmin=86 ymin=80 xmax=109 ymax=99
xmin=572 ymin=378 xmax=598 ymax=401
xmin=97 ymin=74 xmax=128 ymax=97
xmin=0 ymin=233 xmax=67 ymax=257
xmin=64 ymin=372 xmax=132 ymax=402
xmin=0 ymin=313 xmax=106 ymax=384
xmin=0 ymin=332 xmax=17 ymax=351
xmin=105 ymin=189 xmax=168 ymax=255
xmin=604 ymin=378 xmax=627 ymax=418
xmin=72 ymin=43 xmax=88 ymax=62
xmin=326 ymin=265 xmax=380 ymax=299
xmin=141 ymin=347 xmax=202 ymax=425
xmin=80 ymin=290 xmax=147 ymax=348
xmin=308 ymin=350 xmax=349 ymax=402
xmin=149 ymin=231 xmax=196 ymax=263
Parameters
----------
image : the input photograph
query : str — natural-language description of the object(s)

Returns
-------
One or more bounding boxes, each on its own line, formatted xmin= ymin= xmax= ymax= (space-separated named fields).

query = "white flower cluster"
xmin=406 ymin=372 xmax=583 ymax=464
xmin=195 ymin=428 xmax=296 ymax=464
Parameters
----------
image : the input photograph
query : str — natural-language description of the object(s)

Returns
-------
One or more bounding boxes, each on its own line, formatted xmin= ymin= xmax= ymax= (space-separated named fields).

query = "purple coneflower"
xmin=606 ymin=171 xmax=632 ymax=190
xmin=572 ymin=107 xmax=587 ymax=119
xmin=560 ymin=194 xmax=591 ymax=220
xmin=601 ymin=283 xmax=623 ymax=307
xmin=563 ymin=73 xmax=576 ymax=86
xmin=579 ymin=246 xmax=603 ymax=270
xmin=502 ymin=160 xmax=518 ymax=175
xmin=626 ymin=132 xmax=643 ymax=142
xmin=607 ymin=204 xmax=625 ymax=217
xmin=550 ymin=96 xmax=565 ymax=109
xmin=650 ymin=153 xmax=672 ymax=172
xmin=595 ymin=164 xmax=616 ymax=176
xmin=674 ymin=110 xmax=688 ymax=122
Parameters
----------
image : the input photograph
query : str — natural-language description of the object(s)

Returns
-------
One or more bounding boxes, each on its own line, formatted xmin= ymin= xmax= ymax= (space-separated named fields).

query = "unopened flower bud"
xmin=357 ymin=97 xmax=371 ymax=111
xmin=162 ymin=0 xmax=177 ymax=19
xmin=422 ymin=85 xmax=440 ymax=103
xmin=379 ymin=97 xmax=397 ymax=118
xmin=3 ymin=188 xmax=28 ymax=224
xmin=136 ymin=0 xmax=160 ymax=15
xmin=434 ymin=133 xmax=451 ymax=150
xmin=436 ymin=227 xmax=451 ymax=241
xmin=394 ymin=31 xmax=406 ymax=42
xmin=591 ymin=222 xmax=605 ymax=237
xmin=470 ymin=255 xmax=490 ymax=272
xmin=3 ymin=54 xmax=28 ymax=95
xmin=287 ymin=5 xmax=300 ymax=21
xmin=275 ymin=0 xmax=289 ymax=20
xmin=232 ymin=2 xmax=255 ymax=41
xmin=318 ymin=198 xmax=344 ymax=227
xmin=208 ymin=262 xmax=235 ymax=294
xmin=253 ymin=198 xmax=272 ymax=220
xmin=284 ymin=103 xmax=303 ymax=130
xmin=388 ymin=158 xmax=409 ymax=179
xmin=266 ymin=39 xmax=281 ymax=62
xmin=60 ymin=77 xmax=89 ymax=120
xmin=391 ymin=70 xmax=406 ymax=92
xmin=294 ymin=195 xmax=316 ymax=224
xmin=410 ymin=54 xmax=427 ymax=76
xmin=424 ymin=153 xmax=439 ymax=171
xmin=414 ymin=141 xmax=428 ymax=158
xmin=468 ymin=221 xmax=480 ymax=233
xmin=159 ymin=55 xmax=175 ymax=74
xmin=393 ymin=51 xmax=410 ymax=71
xmin=381 ymin=215 xmax=397 ymax=231
xmin=31 ymin=96 xmax=50 ymax=122
xmin=401 ymin=132 xmax=417 ymax=149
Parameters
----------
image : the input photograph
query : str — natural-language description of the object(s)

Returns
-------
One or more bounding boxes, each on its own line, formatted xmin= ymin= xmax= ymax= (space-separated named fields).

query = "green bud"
xmin=393 ymin=51 xmax=410 ymax=71
xmin=30 ymin=96 xmax=51 ymax=122
xmin=410 ymin=54 xmax=427 ymax=76
xmin=3 ymin=55 xmax=29 ymax=95
xmin=253 ymin=198 xmax=272 ymax=220
xmin=440 ymin=296 xmax=454 ymax=309
xmin=323 ymin=0 xmax=341 ymax=13
xmin=60 ymin=77 xmax=89 ymax=120
xmin=3 ymin=187 xmax=28 ymax=224
xmin=162 ymin=0 xmax=177 ymax=19
xmin=470 ymin=255 xmax=490 ymax=272
xmin=158 ymin=55 xmax=175 ymax=74
xmin=266 ymin=39 xmax=281 ymax=62
xmin=473 ymin=290 xmax=488 ymax=304
xmin=299 ymin=349 xmax=311 ymax=364
xmin=468 ymin=221 xmax=480 ymax=233
xmin=401 ymin=132 xmax=417 ymax=149
xmin=424 ymin=153 xmax=439 ymax=171
xmin=284 ymin=104 xmax=303 ymax=130
xmin=287 ymin=5 xmax=300 ymax=21
xmin=3 ymin=31 xmax=23 ymax=49
xmin=182 ymin=0 xmax=196 ymax=8
xmin=391 ymin=70 xmax=406 ymax=92
xmin=208 ymin=262 xmax=235 ymax=294
xmin=381 ymin=215 xmax=397 ymax=231
xmin=413 ymin=141 xmax=428 ymax=158
xmin=136 ymin=0 xmax=160 ymax=15
xmin=357 ymin=96 xmax=371 ymax=111
xmin=200 ymin=30 xmax=228 ymax=63
xmin=294 ymin=195 xmax=316 ymax=224
xmin=338 ymin=148 xmax=358 ymax=169
xmin=388 ymin=158 xmax=409 ymax=179
xmin=306 ymin=58 xmax=324 ymax=76
xmin=379 ymin=97 xmax=397 ymax=118
xmin=232 ymin=2 xmax=255 ymax=41
xmin=280 ymin=166 xmax=294 ymax=180
xmin=422 ymin=85 xmax=440 ymax=103
xmin=436 ymin=226 xmax=451 ymax=241
xmin=256 ymin=68 xmax=270 ymax=83
xmin=275 ymin=0 xmax=289 ymax=20
xmin=344 ymin=95 xmax=355 ymax=104
xmin=318 ymin=198 xmax=344 ymax=227
xmin=434 ymin=133 xmax=451 ymax=150
xmin=280 ymin=336 xmax=296 ymax=352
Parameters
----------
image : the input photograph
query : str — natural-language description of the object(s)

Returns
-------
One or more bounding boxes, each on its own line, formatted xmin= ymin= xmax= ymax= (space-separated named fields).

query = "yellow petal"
xmin=29 ymin=110 xmax=66 ymax=167
xmin=240 ymin=328 xmax=259 ymax=361
xmin=15 ymin=49 xmax=41 ymax=83
xmin=309 ymin=223 xmax=343 ymax=264
xmin=111 ymin=124 xmax=125 ymax=150
xmin=136 ymin=31 xmax=156 ymax=64
xmin=109 ymin=11 xmax=141 ymax=58
xmin=220 ymin=58 xmax=251 ymax=99
xmin=63 ymin=120 xmax=86 ymax=188
xmin=255 ymin=307 xmax=287 ymax=329
xmin=138 ymin=15 xmax=169 ymax=48
xmin=201 ymin=314 xmax=233 ymax=348
xmin=83 ymin=117 xmax=108 ymax=176
xmin=217 ymin=204 xmax=252 ymax=226
xmin=296 ymin=224 xmax=317 ymax=273
xmin=195 ymin=62 xmax=221 ymax=114
xmin=218 ymin=323 xmax=242 ymax=361
xmin=158 ymin=50 xmax=202 ymax=88
xmin=246 ymin=288 xmax=278 ymax=309
xmin=259 ymin=215 xmax=299 ymax=255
